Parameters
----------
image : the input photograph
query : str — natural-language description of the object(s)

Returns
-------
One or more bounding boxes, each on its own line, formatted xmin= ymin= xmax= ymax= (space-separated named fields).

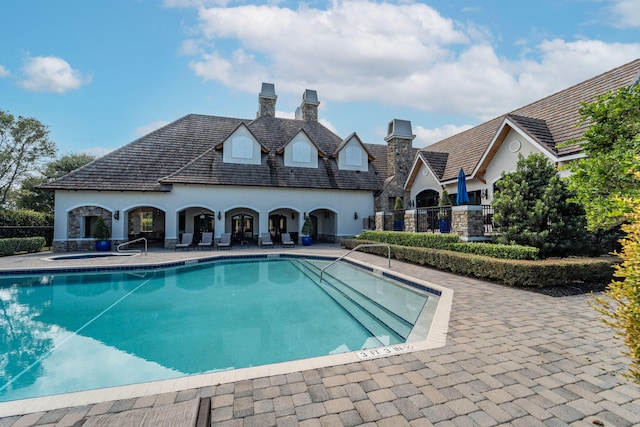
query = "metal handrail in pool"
xmin=117 ymin=237 xmax=148 ymax=255
xmin=320 ymin=243 xmax=391 ymax=282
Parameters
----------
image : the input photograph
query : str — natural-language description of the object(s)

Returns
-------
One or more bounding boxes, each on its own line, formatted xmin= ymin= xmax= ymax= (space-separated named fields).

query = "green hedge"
xmin=451 ymin=242 xmax=539 ymax=260
xmin=357 ymin=231 xmax=460 ymax=250
xmin=343 ymin=238 xmax=615 ymax=288
xmin=357 ymin=230 xmax=539 ymax=260
xmin=0 ymin=237 xmax=46 ymax=256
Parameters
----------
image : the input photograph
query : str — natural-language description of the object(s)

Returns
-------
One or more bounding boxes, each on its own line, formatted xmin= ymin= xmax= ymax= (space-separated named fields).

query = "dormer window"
xmin=345 ymin=146 xmax=363 ymax=166
xmin=292 ymin=140 xmax=311 ymax=163
xmin=232 ymin=136 xmax=253 ymax=159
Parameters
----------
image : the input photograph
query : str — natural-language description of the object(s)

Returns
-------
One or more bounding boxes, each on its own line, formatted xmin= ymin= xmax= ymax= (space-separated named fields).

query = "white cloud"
xmin=0 ymin=65 xmax=9 ymax=78
xmin=610 ymin=0 xmax=640 ymax=28
xmin=19 ymin=56 xmax=91 ymax=94
xmin=414 ymin=124 xmax=473 ymax=148
xmin=135 ymin=120 xmax=171 ymax=137
xmin=177 ymin=1 xmax=640 ymax=123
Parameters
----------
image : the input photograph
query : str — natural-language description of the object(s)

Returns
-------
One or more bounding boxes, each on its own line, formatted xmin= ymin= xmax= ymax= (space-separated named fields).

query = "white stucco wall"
xmin=409 ymin=163 xmax=441 ymax=202
xmin=482 ymin=130 xmax=546 ymax=201
xmin=53 ymin=185 xmax=373 ymax=244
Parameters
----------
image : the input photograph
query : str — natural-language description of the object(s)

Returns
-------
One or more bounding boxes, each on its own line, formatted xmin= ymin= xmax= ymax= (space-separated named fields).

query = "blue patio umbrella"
xmin=456 ymin=168 xmax=469 ymax=205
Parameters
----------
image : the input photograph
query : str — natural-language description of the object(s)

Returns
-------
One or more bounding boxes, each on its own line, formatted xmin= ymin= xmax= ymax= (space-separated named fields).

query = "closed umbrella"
xmin=456 ymin=168 xmax=469 ymax=205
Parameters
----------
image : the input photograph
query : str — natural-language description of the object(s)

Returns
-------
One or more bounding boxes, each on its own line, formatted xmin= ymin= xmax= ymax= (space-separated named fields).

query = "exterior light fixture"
xmin=217 ymin=211 xmax=221 ymax=221
xmin=113 ymin=210 xmax=120 ymax=220
xmin=354 ymin=212 xmax=358 ymax=220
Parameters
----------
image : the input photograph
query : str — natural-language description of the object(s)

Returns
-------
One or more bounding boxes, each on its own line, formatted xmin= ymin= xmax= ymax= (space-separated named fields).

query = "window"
xmin=345 ymin=146 xmax=362 ymax=166
xmin=83 ymin=216 xmax=98 ymax=238
xmin=232 ymin=136 xmax=253 ymax=159
xmin=292 ymin=140 xmax=311 ymax=163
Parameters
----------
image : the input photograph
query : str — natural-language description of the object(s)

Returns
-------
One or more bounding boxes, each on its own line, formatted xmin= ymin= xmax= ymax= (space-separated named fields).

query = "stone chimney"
xmin=385 ymin=119 xmax=415 ymax=178
xmin=298 ymin=89 xmax=319 ymax=121
xmin=257 ymin=82 xmax=277 ymax=118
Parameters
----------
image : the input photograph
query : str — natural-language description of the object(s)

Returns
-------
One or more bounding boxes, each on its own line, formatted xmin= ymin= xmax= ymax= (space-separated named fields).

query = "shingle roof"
xmin=421 ymin=58 xmax=640 ymax=181
xmin=41 ymin=114 xmax=384 ymax=192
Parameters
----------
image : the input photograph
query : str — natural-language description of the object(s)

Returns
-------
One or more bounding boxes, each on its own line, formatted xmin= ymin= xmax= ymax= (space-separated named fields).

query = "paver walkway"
xmin=0 ymin=246 xmax=638 ymax=426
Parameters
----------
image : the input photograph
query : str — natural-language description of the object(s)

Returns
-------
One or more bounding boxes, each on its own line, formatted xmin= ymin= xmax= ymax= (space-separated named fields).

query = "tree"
xmin=0 ymin=111 xmax=56 ymax=209
xmin=16 ymin=153 xmax=95 ymax=213
xmin=591 ymin=168 xmax=640 ymax=382
xmin=492 ymin=153 xmax=587 ymax=258
xmin=567 ymin=84 xmax=640 ymax=232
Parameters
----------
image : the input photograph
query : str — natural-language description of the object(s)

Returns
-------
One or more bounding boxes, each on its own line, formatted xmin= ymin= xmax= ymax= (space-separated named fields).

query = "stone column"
xmin=404 ymin=210 xmax=416 ymax=233
xmin=375 ymin=212 xmax=384 ymax=231
xmin=451 ymin=205 xmax=485 ymax=241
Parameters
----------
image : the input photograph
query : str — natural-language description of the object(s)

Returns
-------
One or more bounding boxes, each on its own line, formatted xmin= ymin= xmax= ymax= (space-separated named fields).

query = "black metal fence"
xmin=371 ymin=205 xmax=495 ymax=235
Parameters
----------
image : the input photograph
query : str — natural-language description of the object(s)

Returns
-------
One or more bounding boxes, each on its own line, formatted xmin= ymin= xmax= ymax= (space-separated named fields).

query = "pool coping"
xmin=0 ymin=251 xmax=452 ymax=417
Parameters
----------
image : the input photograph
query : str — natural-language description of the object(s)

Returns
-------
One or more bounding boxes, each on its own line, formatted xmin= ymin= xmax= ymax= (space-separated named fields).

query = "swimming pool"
xmin=0 ymin=255 xmax=445 ymax=403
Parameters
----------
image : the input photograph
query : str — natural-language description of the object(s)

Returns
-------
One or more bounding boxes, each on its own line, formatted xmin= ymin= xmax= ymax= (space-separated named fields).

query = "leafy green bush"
xmin=452 ymin=242 xmax=539 ymax=260
xmin=357 ymin=230 xmax=460 ymax=250
xmin=343 ymin=238 xmax=615 ymax=288
xmin=0 ymin=237 xmax=46 ymax=256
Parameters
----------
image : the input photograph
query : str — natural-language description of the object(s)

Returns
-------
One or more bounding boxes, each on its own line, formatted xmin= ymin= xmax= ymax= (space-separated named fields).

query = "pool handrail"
xmin=320 ymin=243 xmax=390 ymax=282
xmin=117 ymin=237 xmax=148 ymax=255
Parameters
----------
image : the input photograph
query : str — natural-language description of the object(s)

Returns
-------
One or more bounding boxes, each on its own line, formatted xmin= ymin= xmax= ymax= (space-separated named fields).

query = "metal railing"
xmin=320 ymin=243 xmax=391 ymax=282
xmin=117 ymin=237 xmax=148 ymax=255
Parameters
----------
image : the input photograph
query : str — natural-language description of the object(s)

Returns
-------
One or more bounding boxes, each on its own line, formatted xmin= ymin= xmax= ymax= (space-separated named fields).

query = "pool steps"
xmin=290 ymin=259 xmax=413 ymax=344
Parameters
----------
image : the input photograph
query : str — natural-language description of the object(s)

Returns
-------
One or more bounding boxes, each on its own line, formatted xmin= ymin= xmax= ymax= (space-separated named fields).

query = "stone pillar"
xmin=404 ymin=210 xmax=416 ymax=233
xmin=451 ymin=205 xmax=485 ymax=241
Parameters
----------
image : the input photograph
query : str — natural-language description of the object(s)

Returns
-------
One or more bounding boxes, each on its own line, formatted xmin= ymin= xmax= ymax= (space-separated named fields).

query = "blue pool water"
xmin=0 ymin=257 xmax=430 ymax=402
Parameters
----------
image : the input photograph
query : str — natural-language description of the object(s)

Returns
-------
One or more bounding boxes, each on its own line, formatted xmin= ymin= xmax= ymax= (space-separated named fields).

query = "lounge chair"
xmin=217 ymin=233 xmax=231 ymax=250
xmin=260 ymin=233 xmax=274 ymax=248
xmin=281 ymin=233 xmax=295 ymax=248
xmin=175 ymin=233 xmax=193 ymax=251
xmin=198 ymin=232 xmax=213 ymax=250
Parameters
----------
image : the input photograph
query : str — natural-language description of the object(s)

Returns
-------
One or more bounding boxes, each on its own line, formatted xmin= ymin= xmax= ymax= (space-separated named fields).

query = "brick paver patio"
xmin=0 ymin=246 xmax=638 ymax=426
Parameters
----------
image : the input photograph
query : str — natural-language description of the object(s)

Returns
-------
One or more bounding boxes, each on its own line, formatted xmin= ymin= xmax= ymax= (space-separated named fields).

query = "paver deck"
xmin=0 ymin=244 xmax=637 ymax=426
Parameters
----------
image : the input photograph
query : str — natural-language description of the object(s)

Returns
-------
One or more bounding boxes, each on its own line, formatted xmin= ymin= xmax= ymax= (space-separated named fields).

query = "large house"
xmin=43 ymin=58 xmax=640 ymax=251
xmin=43 ymin=83 xmax=404 ymax=251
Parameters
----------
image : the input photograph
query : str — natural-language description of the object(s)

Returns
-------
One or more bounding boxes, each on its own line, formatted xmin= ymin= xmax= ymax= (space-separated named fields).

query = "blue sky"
xmin=1 ymin=0 xmax=639 ymax=157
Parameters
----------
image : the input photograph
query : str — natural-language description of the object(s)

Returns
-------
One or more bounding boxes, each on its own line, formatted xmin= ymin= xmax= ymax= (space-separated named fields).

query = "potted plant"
xmin=93 ymin=215 xmax=112 ymax=251
xmin=438 ymin=189 xmax=451 ymax=233
xmin=393 ymin=196 xmax=404 ymax=231
xmin=301 ymin=214 xmax=314 ymax=246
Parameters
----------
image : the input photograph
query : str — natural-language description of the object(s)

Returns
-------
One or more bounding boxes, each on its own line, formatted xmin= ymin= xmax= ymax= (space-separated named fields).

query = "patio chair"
xmin=259 ymin=233 xmax=274 ymax=248
xmin=281 ymin=233 xmax=295 ymax=248
xmin=217 ymin=232 xmax=232 ymax=250
xmin=175 ymin=233 xmax=193 ymax=251
xmin=198 ymin=232 xmax=213 ymax=250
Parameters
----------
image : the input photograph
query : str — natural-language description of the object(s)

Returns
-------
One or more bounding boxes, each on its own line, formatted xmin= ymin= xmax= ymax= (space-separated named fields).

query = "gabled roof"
xmin=420 ymin=58 xmax=640 ymax=182
xmin=333 ymin=132 xmax=375 ymax=161
xmin=275 ymin=128 xmax=326 ymax=157
xmin=41 ymin=114 xmax=384 ymax=192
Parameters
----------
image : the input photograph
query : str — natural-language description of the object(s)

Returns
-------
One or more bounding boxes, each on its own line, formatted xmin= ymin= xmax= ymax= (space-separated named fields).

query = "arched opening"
xmin=128 ymin=207 xmax=166 ymax=247
xmin=269 ymin=213 xmax=288 ymax=242
xmin=232 ymin=212 xmax=254 ymax=243
xmin=416 ymin=189 xmax=440 ymax=208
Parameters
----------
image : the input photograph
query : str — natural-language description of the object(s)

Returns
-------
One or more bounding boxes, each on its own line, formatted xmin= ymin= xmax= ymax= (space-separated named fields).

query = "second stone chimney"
xmin=297 ymin=89 xmax=319 ymax=121
xmin=385 ymin=119 xmax=415 ymax=178
xmin=257 ymin=82 xmax=277 ymax=118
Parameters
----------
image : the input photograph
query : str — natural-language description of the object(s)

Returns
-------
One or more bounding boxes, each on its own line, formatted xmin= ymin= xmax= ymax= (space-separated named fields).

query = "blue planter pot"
xmin=438 ymin=219 xmax=451 ymax=234
xmin=301 ymin=236 xmax=312 ymax=246
xmin=394 ymin=220 xmax=405 ymax=231
xmin=95 ymin=240 xmax=112 ymax=252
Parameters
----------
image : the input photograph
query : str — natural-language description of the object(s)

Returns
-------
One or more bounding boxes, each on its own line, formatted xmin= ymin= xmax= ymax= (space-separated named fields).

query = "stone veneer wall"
xmin=451 ymin=205 xmax=485 ymax=241
xmin=404 ymin=210 xmax=416 ymax=233
xmin=258 ymin=97 xmax=276 ymax=118
xmin=53 ymin=206 xmax=113 ymax=252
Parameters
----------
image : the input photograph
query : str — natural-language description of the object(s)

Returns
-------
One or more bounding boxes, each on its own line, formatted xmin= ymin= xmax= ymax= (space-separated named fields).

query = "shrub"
xmin=0 ymin=237 xmax=46 ymax=256
xmin=451 ymin=242 xmax=539 ymax=260
xmin=357 ymin=230 xmax=460 ymax=250
xmin=343 ymin=238 xmax=615 ymax=288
